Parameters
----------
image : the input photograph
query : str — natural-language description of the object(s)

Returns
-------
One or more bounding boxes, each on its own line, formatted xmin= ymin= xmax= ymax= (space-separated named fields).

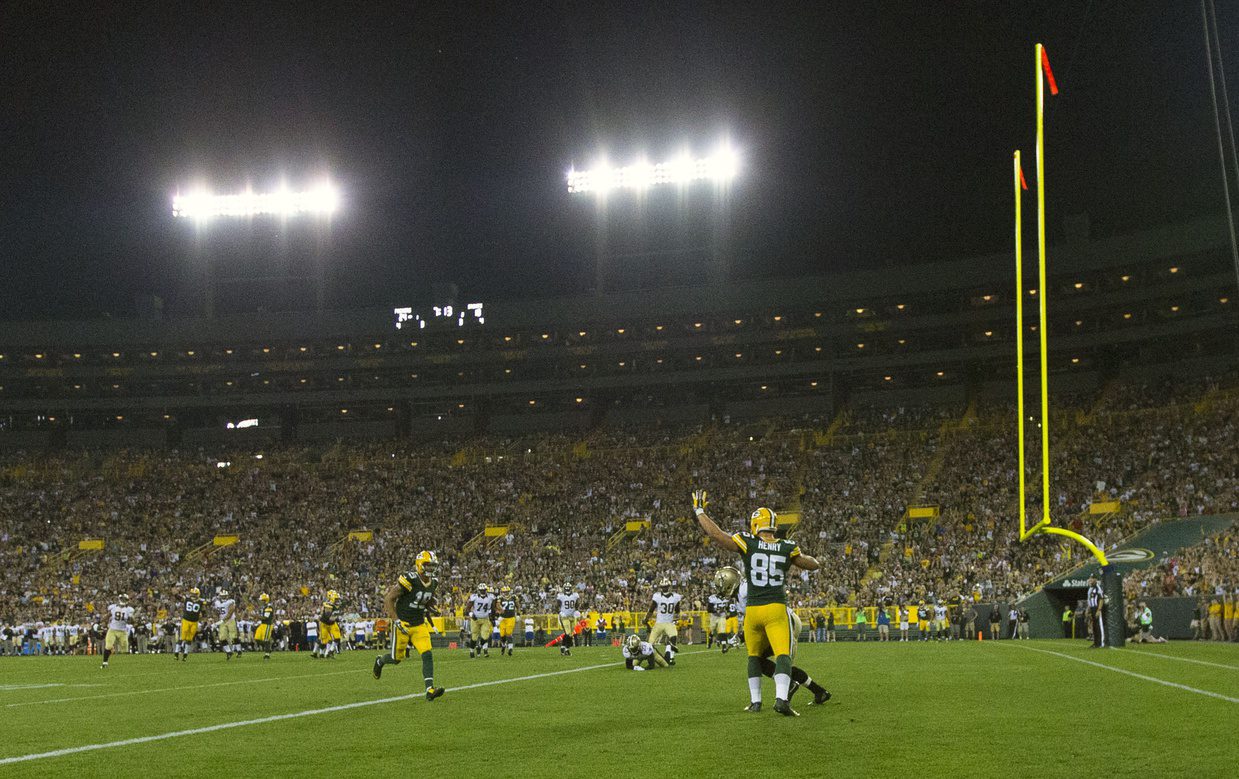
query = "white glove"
xmin=632 ymin=665 xmax=645 ymax=671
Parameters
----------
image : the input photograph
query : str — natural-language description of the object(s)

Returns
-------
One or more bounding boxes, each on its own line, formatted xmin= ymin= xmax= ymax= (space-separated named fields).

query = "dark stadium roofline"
xmin=0 ymin=215 xmax=1226 ymax=348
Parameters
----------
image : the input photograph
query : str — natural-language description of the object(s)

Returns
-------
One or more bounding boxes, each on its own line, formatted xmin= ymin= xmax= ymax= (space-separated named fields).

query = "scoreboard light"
xmin=566 ymin=144 xmax=739 ymax=194
xmin=172 ymin=184 xmax=339 ymax=219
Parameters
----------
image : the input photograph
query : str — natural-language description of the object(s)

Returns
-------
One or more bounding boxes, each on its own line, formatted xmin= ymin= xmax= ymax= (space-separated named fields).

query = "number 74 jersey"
xmin=730 ymin=531 xmax=801 ymax=607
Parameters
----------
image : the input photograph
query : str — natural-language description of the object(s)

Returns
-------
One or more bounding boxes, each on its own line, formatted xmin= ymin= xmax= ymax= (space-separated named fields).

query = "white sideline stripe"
xmin=1005 ymin=643 xmax=1239 ymax=704
xmin=1125 ymin=648 xmax=1239 ymax=671
xmin=0 ymin=683 xmax=106 ymax=692
xmin=5 ymin=668 xmax=362 ymax=708
xmin=0 ymin=657 xmax=632 ymax=765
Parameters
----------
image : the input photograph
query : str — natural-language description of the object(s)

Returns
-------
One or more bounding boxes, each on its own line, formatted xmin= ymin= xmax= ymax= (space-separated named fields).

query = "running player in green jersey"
xmin=373 ymin=550 xmax=445 ymax=701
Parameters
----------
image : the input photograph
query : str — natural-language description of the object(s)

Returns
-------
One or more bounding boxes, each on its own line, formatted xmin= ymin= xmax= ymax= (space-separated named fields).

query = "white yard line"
xmin=1123 ymin=647 xmax=1239 ymax=671
xmin=0 ymin=683 xmax=106 ymax=692
xmin=4 ymin=667 xmax=363 ymax=708
xmin=0 ymin=657 xmax=636 ymax=765
xmin=1004 ymin=643 xmax=1239 ymax=704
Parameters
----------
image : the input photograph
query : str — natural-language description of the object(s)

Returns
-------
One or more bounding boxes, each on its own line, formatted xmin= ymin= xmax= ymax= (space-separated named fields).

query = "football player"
xmin=465 ymin=583 xmax=495 ymax=658
xmin=692 ymin=490 xmax=821 ymax=717
xmin=496 ymin=585 xmax=518 ymax=656
xmin=101 ymin=594 xmax=134 ymax=669
xmin=313 ymin=590 xmax=343 ymax=659
xmin=556 ymin=583 xmax=579 ymax=656
xmin=213 ymin=588 xmax=240 ymax=659
xmin=707 ymin=576 xmax=732 ymax=651
xmin=716 ymin=565 xmax=831 ymax=711
xmin=372 ymin=550 xmax=446 ymax=702
xmin=917 ymin=601 xmax=931 ymax=641
xmin=176 ymin=587 xmax=203 ymax=660
xmin=254 ymin=593 xmax=275 ymax=660
xmin=621 ymin=633 xmax=670 ymax=671
xmin=644 ymin=578 xmax=682 ymax=664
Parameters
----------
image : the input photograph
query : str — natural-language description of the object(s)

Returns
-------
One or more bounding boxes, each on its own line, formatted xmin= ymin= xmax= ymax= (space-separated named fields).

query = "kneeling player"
xmin=372 ymin=551 xmax=445 ymax=702
xmin=622 ymin=634 xmax=670 ymax=671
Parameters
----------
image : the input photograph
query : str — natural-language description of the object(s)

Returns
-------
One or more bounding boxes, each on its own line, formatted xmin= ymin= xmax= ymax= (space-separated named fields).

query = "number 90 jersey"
xmin=730 ymin=531 xmax=801 ymax=607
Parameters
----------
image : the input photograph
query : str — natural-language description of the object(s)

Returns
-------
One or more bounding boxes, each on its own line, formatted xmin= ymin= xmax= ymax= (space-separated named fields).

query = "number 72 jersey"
xmin=730 ymin=531 xmax=801 ymax=607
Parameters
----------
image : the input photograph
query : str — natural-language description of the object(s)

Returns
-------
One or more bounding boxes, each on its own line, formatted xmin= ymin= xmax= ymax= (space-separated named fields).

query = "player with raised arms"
xmin=692 ymin=489 xmax=821 ymax=716
xmin=213 ymin=588 xmax=239 ymax=660
xmin=372 ymin=550 xmax=446 ymax=702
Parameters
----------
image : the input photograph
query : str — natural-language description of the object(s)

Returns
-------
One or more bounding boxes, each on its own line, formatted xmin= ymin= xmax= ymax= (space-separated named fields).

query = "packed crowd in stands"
xmin=1123 ymin=520 xmax=1238 ymax=641
xmin=1 ymin=375 xmax=1236 ymax=641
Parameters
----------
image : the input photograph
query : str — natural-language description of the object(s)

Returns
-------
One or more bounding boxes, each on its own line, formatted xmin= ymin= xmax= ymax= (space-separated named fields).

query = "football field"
xmin=1 ymin=640 xmax=1235 ymax=777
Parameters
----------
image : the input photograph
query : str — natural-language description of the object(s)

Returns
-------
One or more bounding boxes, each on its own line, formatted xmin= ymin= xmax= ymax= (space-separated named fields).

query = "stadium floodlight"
xmin=172 ymin=183 xmax=340 ymax=219
xmin=566 ymin=144 xmax=739 ymax=194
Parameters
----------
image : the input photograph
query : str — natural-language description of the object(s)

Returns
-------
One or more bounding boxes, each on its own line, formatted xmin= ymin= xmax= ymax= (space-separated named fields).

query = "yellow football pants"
xmin=745 ymin=602 xmax=794 ymax=658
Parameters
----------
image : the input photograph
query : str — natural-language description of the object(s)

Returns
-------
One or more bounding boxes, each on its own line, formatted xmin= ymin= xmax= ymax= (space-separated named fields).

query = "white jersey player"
xmin=707 ymin=593 xmax=730 ymax=649
xmin=644 ymin=578 xmax=682 ymax=664
xmin=102 ymin=594 xmax=135 ymax=668
xmin=622 ymin=633 xmax=670 ymax=670
xmin=556 ymin=584 xmax=580 ymax=656
xmin=213 ymin=590 xmax=240 ymax=659
xmin=466 ymin=584 xmax=496 ymax=658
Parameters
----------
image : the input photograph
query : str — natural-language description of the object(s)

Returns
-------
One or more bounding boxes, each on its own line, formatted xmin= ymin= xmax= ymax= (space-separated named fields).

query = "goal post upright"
xmin=1015 ymin=43 xmax=1109 ymax=568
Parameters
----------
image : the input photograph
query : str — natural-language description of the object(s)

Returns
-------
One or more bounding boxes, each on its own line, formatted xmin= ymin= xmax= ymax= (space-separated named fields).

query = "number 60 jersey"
xmin=730 ymin=531 xmax=801 ymax=607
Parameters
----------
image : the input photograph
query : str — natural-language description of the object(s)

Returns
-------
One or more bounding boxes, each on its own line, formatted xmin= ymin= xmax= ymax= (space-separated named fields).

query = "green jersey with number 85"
xmin=730 ymin=531 xmax=801 ymax=607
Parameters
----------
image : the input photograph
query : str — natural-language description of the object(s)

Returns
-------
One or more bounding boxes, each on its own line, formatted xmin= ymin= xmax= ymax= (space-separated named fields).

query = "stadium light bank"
xmin=172 ymin=183 xmax=340 ymax=220
xmin=566 ymin=145 xmax=739 ymax=194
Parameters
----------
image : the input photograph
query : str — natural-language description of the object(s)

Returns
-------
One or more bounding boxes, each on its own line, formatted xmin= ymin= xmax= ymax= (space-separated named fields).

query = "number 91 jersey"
xmin=730 ymin=531 xmax=801 ymax=607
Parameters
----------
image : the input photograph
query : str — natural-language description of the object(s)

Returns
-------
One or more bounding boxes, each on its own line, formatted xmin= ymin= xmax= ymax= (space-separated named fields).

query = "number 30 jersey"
xmin=730 ymin=531 xmax=801 ymax=607
xmin=395 ymin=572 xmax=438 ymax=626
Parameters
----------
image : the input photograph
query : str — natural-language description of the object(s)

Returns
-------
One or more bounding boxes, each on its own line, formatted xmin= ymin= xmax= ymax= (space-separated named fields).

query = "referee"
xmin=1086 ymin=574 xmax=1105 ymax=648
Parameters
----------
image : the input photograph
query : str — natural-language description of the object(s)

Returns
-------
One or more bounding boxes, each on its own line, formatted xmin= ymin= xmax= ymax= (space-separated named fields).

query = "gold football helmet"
xmin=326 ymin=589 xmax=340 ymax=604
xmin=749 ymin=507 xmax=778 ymax=535
xmin=500 ymin=585 xmax=512 ymax=595
xmin=259 ymin=593 xmax=270 ymax=603
xmin=189 ymin=587 xmax=201 ymax=598
xmin=415 ymin=550 xmax=439 ymax=579
xmin=624 ymin=633 xmax=642 ymax=653
xmin=477 ymin=583 xmax=489 ymax=595
xmin=713 ymin=566 xmax=742 ymax=597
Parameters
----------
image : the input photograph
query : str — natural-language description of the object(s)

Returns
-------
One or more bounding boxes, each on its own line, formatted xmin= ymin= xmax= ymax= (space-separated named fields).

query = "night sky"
xmin=3 ymin=1 xmax=1234 ymax=319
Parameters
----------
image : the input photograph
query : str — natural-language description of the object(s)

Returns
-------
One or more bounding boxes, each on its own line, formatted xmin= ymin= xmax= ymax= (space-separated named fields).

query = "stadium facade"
xmin=0 ymin=216 xmax=1234 ymax=450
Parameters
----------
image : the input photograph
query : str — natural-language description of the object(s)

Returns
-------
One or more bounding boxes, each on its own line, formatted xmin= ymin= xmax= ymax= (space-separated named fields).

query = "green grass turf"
xmin=1 ymin=640 xmax=1235 ymax=777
